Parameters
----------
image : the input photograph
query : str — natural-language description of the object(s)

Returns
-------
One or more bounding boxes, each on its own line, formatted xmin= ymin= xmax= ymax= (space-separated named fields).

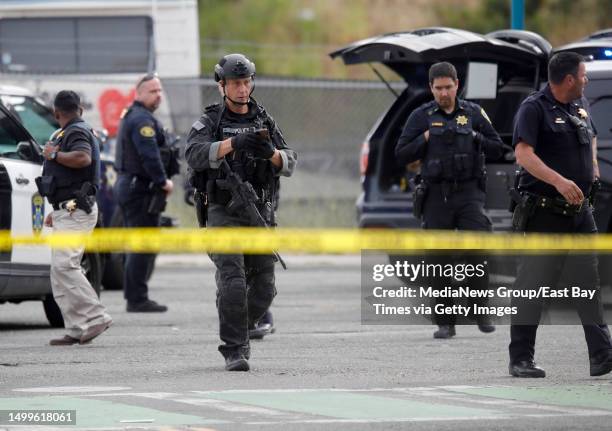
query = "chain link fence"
xmin=163 ymin=76 xmax=405 ymax=227
xmin=0 ymin=73 xmax=404 ymax=227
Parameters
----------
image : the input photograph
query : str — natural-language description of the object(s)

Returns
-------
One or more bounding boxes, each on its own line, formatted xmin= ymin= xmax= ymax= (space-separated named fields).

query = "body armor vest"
xmin=422 ymin=105 xmax=484 ymax=183
xmin=41 ymin=120 xmax=99 ymax=203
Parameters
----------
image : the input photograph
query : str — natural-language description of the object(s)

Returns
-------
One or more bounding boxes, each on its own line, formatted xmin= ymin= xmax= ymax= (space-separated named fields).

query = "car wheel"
xmin=42 ymin=252 xmax=103 ymax=327
xmin=101 ymin=207 xmax=156 ymax=290
xmin=43 ymin=295 xmax=64 ymax=328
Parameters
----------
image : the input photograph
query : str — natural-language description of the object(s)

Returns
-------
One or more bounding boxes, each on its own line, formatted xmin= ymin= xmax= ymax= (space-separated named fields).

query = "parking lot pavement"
xmin=1 ymin=259 xmax=611 ymax=430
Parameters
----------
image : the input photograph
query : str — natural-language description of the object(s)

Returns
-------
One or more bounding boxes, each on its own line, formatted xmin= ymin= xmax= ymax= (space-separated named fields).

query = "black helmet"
xmin=214 ymin=53 xmax=256 ymax=82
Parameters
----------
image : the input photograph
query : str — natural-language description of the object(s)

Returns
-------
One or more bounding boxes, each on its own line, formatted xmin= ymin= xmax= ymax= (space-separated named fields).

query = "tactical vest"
xmin=191 ymin=101 xmax=277 ymax=192
xmin=422 ymin=104 xmax=485 ymax=183
xmin=41 ymin=120 xmax=99 ymax=203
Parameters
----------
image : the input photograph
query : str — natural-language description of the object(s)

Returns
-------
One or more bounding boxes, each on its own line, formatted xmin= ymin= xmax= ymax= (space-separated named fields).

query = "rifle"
xmin=217 ymin=159 xmax=287 ymax=269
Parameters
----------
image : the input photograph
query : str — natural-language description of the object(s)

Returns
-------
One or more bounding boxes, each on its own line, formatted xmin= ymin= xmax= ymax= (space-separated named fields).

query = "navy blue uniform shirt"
xmin=513 ymin=85 xmax=595 ymax=197
xmin=115 ymin=101 xmax=167 ymax=186
xmin=396 ymin=99 xmax=503 ymax=166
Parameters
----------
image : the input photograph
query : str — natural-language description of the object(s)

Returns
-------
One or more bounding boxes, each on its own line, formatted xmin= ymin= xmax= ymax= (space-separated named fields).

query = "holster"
xmin=510 ymin=191 xmax=535 ymax=232
xmin=412 ymin=177 xmax=428 ymax=219
xmin=35 ymin=175 xmax=56 ymax=197
xmin=194 ymin=190 xmax=208 ymax=227
xmin=478 ymin=171 xmax=486 ymax=193
xmin=73 ymin=182 xmax=94 ymax=214
xmin=589 ymin=179 xmax=601 ymax=208
xmin=147 ymin=185 xmax=167 ymax=214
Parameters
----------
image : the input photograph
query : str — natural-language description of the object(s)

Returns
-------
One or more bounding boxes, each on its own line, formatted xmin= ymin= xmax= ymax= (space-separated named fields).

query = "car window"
xmin=1 ymin=96 xmax=57 ymax=145
xmin=0 ymin=108 xmax=32 ymax=156
xmin=0 ymin=16 xmax=152 ymax=74
xmin=590 ymin=97 xmax=612 ymax=140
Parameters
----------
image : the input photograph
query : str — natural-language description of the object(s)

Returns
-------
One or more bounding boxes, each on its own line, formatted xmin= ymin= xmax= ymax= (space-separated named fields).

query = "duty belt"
xmin=52 ymin=195 xmax=95 ymax=212
xmin=530 ymin=194 xmax=587 ymax=216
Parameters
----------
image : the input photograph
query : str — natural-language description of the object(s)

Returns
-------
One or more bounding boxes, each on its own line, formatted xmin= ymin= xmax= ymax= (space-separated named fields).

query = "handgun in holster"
xmin=147 ymin=184 xmax=167 ymax=214
xmin=194 ymin=190 xmax=208 ymax=227
xmin=589 ymin=178 xmax=601 ymax=208
xmin=509 ymin=189 xmax=536 ymax=232
xmin=73 ymin=182 xmax=94 ymax=214
xmin=412 ymin=175 xmax=428 ymax=220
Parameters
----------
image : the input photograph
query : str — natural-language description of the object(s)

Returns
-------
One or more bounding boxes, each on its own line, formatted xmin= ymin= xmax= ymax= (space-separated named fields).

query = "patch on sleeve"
xmin=480 ymin=108 xmax=491 ymax=124
xmin=139 ymin=126 xmax=156 ymax=138
xmin=192 ymin=120 xmax=206 ymax=131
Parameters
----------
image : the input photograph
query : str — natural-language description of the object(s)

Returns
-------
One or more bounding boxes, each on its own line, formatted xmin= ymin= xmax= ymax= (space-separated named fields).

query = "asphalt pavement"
xmin=1 ymin=254 xmax=611 ymax=431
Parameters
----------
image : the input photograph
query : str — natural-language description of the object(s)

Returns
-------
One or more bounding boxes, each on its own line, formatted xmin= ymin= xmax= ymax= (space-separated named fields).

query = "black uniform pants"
xmin=115 ymin=175 xmax=160 ymax=305
xmin=509 ymin=205 xmax=611 ymax=364
xmin=422 ymin=182 xmax=492 ymax=326
xmin=207 ymin=203 xmax=277 ymax=359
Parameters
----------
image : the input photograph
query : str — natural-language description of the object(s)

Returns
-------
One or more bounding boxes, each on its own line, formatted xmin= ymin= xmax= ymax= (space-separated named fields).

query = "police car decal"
xmin=31 ymin=193 xmax=44 ymax=233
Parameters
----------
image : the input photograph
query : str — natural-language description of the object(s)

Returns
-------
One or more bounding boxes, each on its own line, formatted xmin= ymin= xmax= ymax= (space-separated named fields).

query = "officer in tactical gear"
xmin=38 ymin=90 xmax=112 ymax=346
xmin=185 ymin=53 xmax=297 ymax=371
xmin=395 ymin=62 xmax=503 ymax=340
xmin=509 ymin=52 xmax=612 ymax=378
xmin=115 ymin=73 xmax=177 ymax=313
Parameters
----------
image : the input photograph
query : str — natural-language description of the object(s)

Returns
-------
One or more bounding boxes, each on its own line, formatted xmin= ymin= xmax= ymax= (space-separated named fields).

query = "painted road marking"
xmin=12 ymin=386 xmax=131 ymax=393
xmin=198 ymin=390 xmax=498 ymax=420
xmin=3 ymin=384 xmax=612 ymax=428
xmin=446 ymin=385 xmax=612 ymax=412
xmin=0 ymin=396 xmax=225 ymax=428
xmin=90 ymin=392 xmax=290 ymax=417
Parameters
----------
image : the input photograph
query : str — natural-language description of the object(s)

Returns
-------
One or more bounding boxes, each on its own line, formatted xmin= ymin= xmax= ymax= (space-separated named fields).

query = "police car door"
xmin=0 ymin=103 xmax=50 ymax=293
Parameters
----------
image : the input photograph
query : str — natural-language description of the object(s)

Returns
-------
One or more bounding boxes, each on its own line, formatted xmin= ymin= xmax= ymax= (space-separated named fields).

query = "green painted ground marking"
xmin=446 ymin=385 xmax=612 ymax=412
xmin=204 ymin=391 xmax=500 ymax=420
xmin=0 ymin=396 xmax=224 ymax=427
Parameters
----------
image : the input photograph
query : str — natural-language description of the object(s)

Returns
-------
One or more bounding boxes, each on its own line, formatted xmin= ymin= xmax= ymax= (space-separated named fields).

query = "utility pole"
xmin=511 ymin=0 xmax=525 ymax=29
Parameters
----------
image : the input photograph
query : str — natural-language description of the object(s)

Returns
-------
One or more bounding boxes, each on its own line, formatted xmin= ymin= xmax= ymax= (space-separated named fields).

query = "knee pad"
xmin=218 ymin=277 xmax=247 ymax=313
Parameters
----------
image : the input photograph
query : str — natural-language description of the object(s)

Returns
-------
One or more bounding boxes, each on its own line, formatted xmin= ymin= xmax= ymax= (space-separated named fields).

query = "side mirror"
xmin=16 ymin=141 xmax=43 ymax=163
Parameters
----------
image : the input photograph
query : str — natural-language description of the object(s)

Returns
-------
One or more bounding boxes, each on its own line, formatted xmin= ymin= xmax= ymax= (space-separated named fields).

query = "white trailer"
xmin=0 ymin=0 xmax=200 ymax=136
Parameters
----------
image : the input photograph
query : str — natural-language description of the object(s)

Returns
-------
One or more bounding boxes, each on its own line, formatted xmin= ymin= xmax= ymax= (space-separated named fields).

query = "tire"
xmin=43 ymin=252 xmax=103 ymax=328
xmin=43 ymin=295 xmax=64 ymax=328
xmin=101 ymin=207 xmax=156 ymax=290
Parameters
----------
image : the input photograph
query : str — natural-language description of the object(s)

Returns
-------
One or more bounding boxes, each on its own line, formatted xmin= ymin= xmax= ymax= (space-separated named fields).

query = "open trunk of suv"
xmin=331 ymin=28 xmax=551 ymax=231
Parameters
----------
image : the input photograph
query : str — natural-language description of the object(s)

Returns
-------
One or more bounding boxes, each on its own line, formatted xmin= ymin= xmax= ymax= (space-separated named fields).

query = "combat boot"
xmin=225 ymin=353 xmax=250 ymax=372
xmin=509 ymin=360 xmax=546 ymax=378
xmin=249 ymin=310 xmax=275 ymax=340
xmin=589 ymin=349 xmax=612 ymax=377
xmin=477 ymin=316 xmax=496 ymax=333
xmin=433 ymin=325 xmax=456 ymax=339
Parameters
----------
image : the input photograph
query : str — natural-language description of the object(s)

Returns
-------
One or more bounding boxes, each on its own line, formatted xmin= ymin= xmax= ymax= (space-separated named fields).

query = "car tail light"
xmin=359 ymin=140 xmax=370 ymax=176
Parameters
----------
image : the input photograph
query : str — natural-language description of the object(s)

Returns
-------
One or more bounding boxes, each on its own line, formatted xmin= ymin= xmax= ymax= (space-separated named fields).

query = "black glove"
xmin=232 ymin=132 xmax=275 ymax=159
xmin=231 ymin=132 xmax=260 ymax=152
xmin=250 ymin=137 xmax=275 ymax=159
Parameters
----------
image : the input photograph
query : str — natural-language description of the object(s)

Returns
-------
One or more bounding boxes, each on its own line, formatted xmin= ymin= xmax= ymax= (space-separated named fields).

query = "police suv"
xmin=0 ymin=86 xmax=101 ymax=327
xmin=332 ymin=27 xmax=612 ymax=289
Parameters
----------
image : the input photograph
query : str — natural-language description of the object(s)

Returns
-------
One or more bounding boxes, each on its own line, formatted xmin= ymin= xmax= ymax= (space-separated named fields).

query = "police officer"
xmin=185 ymin=53 xmax=297 ymax=371
xmin=115 ymin=73 xmax=176 ymax=313
xmin=509 ymin=52 xmax=612 ymax=378
xmin=39 ymin=90 xmax=112 ymax=345
xmin=395 ymin=62 xmax=503 ymax=339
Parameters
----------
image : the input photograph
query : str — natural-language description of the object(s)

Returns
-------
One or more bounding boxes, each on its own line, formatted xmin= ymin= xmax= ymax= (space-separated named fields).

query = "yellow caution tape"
xmin=2 ymin=227 xmax=612 ymax=254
